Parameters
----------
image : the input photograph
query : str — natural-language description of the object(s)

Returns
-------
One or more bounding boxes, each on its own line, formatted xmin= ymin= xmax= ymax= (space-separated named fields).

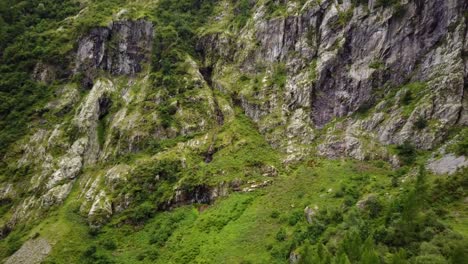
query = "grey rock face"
xmin=427 ymin=154 xmax=468 ymax=175
xmin=32 ymin=62 xmax=56 ymax=84
xmin=199 ymin=0 xmax=468 ymax=160
xmin=5 ymin=238 xmax=51 ymax=264
xmin=171 ymin=182 xmax=229 ymax=208
xmin=304 ymin=205 xmax=318 ymax=224
xmin=75 ymin=20 xmax=153 ymax=86
xmin=88 ymin=190 xmax=113 ymax=226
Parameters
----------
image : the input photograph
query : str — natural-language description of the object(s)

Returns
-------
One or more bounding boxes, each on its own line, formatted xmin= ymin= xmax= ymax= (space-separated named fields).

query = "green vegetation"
xmin=0 ymin=0 xmax=79 ymax=159
xmin=369 ymin=60 xmax=385 ymax=70
xmin=18 ymin=159 xmax=464 ymax=263
xmin=333 ymin=8 xmax=354 ymax=29
xmin=265 ymin=0 xmax=288 ymax=18
xmin=414 ymin=116 xmax=428 ymax=130
xmin=309 ymin=59 xmax=318 ymax=82
xmin=448 ymin=128 xmax=468 ymax=156
xmin=0 ymin=1 xmax=467 ymax=264
xmin=395 ymin=141 xmax=417 ymax=165
xmin=269 ymin=63 xmax=287 ymax=89
xmin=232 ymin=0 xmax=254 ymax=29
xmin=399 ymin=82 xmax=427 ymax=117
xmin=375 ymin=0 xmax=399 ymax=8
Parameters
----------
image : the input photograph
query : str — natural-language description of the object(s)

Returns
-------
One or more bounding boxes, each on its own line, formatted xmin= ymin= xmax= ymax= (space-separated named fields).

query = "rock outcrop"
xmin=199 ymin=0 xmax=468 ymax=161
xmin=75 ymin=20 xmax=154 ymax=87
xmin=1 ymin=1 xmax=467 ymax=258
xmin=5 ymin=238 xmax=51 ymax=264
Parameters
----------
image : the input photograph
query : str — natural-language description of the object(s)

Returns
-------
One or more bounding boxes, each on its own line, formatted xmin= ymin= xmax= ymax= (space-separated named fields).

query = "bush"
xmin=101 ymin=239 xmax=117 ymax=251
xmin=376 ymin=0 xmax=399 ymax=8
xmin=288 ymin=211 xmax=303 ymax=226
xmin=369 ymin=60 xmax=385 ymax=70
xmin=365 ymin=196 xmax=383 ymax=218
xmin=452 ymin=130 xmax=468 ymax=156
xmin=82 ymin=245 xmax=97 ymax=258
xmin=128 ymin=202 xmax=154 ymax=223
xmin=270 ymin=210 xmax=280 ymax=219
xmin=276 ymin=228 xmax=287 ymax=241
xmin=269 ymin=63 xmax=287 ymax=88
xmin=5 ymin=233 xmax=22 ymax=256
xmin=395 ymin=142 xmax=416 ymax=165
xmin=401 ymin=90 xmax=413 ymax=105
xmin=233 ymin=0 xmax=253 ymax=29
xmin=414 ymin=117 xmax=428 ymax=130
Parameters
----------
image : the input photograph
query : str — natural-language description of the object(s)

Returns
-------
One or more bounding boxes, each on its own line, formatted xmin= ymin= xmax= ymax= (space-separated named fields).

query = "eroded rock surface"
xmin=5 ymin=238 xmax=51 ymax=264
xmin=199 ymin=0 xmax=468 ymax=161
xmin=428 ymin=154 xmax=468 ymax=175
xmin=75 ymin=20 xmax=154 ymax=87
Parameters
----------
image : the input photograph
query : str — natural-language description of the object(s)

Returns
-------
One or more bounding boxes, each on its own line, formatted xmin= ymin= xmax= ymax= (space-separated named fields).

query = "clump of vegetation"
xmin=401 ymin=90 xmax=413 ymax=105
xmin=308 ymin=59 xmax=318 ymax=82
xmin=157 ymin=102 xmax=178 ymax=129
xmin=276 ymin=227 xmax=287 ymax=241
xmin=375 ymin=0 xmax=399 ymax=8
xmin=268 ymin=63 xmax=287 ymax=88
xmin=369 ymin=59 xmax=385 ymax=70
xmin=265 ymin=0 xmax=288 ymax=18
xmin=450 ymin=129 xmax=468 ymax=156
xmin=0 ymin=0 xmax=80 ymax=159
xmin=414 ymin=116 xmax=428 ymax=130
xmin=395 ymin=141 xmax=417 ymax=165
xmin=332 ymin=7 xmax=354 ymax=29
xmin=232 ymin=0 xmax=254 ymax=30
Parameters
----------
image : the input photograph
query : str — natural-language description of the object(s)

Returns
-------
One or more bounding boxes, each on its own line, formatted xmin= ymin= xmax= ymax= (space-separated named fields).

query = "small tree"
xmin=333 ymin=252 xmax=351 ymax=264
xmin=396 ymin=141 xmax=416 ymax=165
xmin=298 ymin=243 xmax=314 ymax=264
xmin=414 ymin=117 xmax=428 ymax=130
xmin=341 ymin=229 xmax=363 ymax=262
xmin=360 ymin=237 xmax=380 ymax=264
xmin=391 ymin=249 xmax=408 ymax=264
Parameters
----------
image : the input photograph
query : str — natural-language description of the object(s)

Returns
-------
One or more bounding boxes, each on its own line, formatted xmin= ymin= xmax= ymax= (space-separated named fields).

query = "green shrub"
xmin=401 ymin=90 xmax=413 ymax=105
xmin=288 ymin=211 xmax=303 ymax=226
xmin=270 ymin=210 xmax=280 ymax=219
xmin=268 ymin=63 xmax=287 ymax=88
xmin=333 ymin=8 xmax=354 ymax=29
xmin=101 ymin=239 xmax=117 ymax=251
xmin=395 ymin=141 xmax=416 ymax=165
xmin=233 ymin=0 xmax=253 ymax=29
xmin=376 ymin=0 xmax=399 ymax=8
xmin=5 ymin=233 xmax=22 ymax=256
xmin=452 ymin=130 xmax=468 ymax=156
xmin=369 ymin=60 xmax=385 ymax=69
xmin=276 ymin=227 xmax=287 ymax=241
xmin=82 ymin=245 xmax=97 ymax=258
xmin=414 ymin=117 xmax=428 ymax=130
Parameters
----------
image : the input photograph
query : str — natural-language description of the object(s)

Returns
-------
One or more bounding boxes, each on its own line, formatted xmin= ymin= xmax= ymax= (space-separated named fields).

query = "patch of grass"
xmin=448 ymin=128 xmax=468 ymax=156
xmin=399 ymin=82 xmax=427 ymax=117
xmin=268 ymin=63 xmax=287 ymax=89
xmin=332 ymin=7 xmax=354 ymax=29
xmin=63 ymin=160 xmax=391 ymax=263
xmin=369 ymin=60 xmax=385 ymax=70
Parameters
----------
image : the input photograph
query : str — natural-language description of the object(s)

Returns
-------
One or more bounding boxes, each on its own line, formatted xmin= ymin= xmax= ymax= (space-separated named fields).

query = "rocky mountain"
xmin=0 ymin=0 xmax=467 ymax=263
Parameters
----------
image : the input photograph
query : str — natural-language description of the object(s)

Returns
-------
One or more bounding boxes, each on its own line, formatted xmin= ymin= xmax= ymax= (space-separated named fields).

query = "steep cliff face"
xmin=0 ymin=0 xmax=467 ymax=262
xmin=75 ymin=20 xmax=154 ymax=88
xmin=199 ymin=0 xmax=468 ymax=161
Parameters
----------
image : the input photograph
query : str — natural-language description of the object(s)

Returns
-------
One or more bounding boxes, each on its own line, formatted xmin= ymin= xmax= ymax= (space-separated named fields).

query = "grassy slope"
xmin=5 ymin=137 xmax=466 ymax=264
xmin=39 ymin=158 xmax=392 ymax=263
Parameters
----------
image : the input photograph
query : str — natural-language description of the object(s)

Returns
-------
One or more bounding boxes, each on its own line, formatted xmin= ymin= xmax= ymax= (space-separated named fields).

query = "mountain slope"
xmin=0 ymin=0 xmax=467 ymax=263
